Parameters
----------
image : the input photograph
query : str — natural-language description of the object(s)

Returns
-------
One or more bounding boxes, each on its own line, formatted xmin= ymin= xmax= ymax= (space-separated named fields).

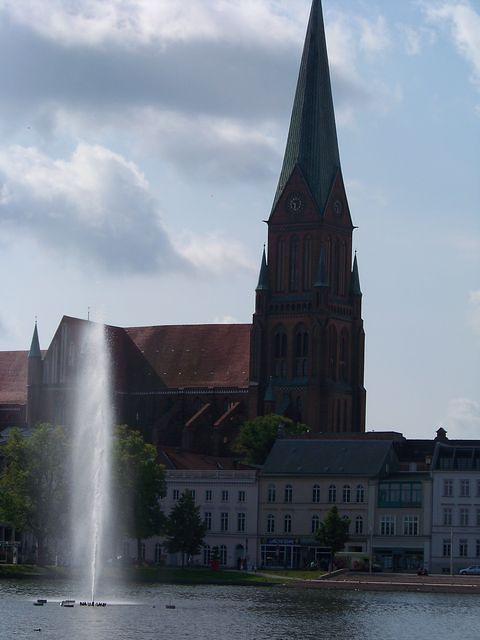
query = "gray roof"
xmin=271 ymin=0 xmax=340 ymax=216
xmin=262 ymin=439 xmax=393 ymax=476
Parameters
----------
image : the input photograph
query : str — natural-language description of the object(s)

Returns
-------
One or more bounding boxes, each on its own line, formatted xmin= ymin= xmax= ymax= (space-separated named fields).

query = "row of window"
xmin=273 ymin=325 xmax=350 ymax=383
xmin=442 ymin=507 xmax=480 ymax=527
xmin=380 ymin=515 xmax=420 ymax=536
xmin=442 ymin=479 xmax=480 ymax=498
xmin=205 ymin=512 xmax=247 ymax=533
xmin=378 ymin=482 xmax=422 ymax=507
xmin=265 ymin=514 xmax=365 ymax=535
xmin=275 ymin=236 xmax=347 ymax=296
xmin=267 ymin=484 xmax=365 ymax=504
xmin=442 ymin=539 xmax=480 ymax=558
xmin=172 ymin=489 xmax=247 ymax=503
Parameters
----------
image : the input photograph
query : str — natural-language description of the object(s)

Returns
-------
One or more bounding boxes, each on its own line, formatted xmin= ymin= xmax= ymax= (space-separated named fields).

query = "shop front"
xmin=260 ymin=537 xmax=330 ymax=570
xmin=374 ymin=547 xmax=424 ymax=572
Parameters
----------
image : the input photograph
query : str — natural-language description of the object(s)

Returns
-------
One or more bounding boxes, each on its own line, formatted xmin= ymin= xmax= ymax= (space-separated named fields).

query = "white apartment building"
xmin=430 ymin=443 xmax=480 ymax=574
xmin=128 ymin=449 xmax=259 ymax=569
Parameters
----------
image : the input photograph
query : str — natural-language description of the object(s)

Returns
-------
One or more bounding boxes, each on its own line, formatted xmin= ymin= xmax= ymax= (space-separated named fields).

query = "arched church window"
xmin=334 ymin=239 xmax=341 ymax=294
xmin=340 ymin=241 xmax=347 ymax=295
xmin=289 ymin=236 xmax=300 ymax=291
xmin=339 ymin=329 xmax=349 ymax=382
xmin=276 ymin=238 xmax=285 ymax=291
xmin=303 ymin=236 xmax=312 ymax=290
xmin=274 ymin=327 xmax=288 ymax=379
xmin=328 ymin=325 xmax=337 ymax=380
xmin=294 ymin=326 xmax=309 ymax=377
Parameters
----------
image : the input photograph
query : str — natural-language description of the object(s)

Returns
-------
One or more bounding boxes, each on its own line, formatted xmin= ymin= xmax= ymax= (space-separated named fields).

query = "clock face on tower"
xmin=286 ymin=192 xmax=305 ymax=215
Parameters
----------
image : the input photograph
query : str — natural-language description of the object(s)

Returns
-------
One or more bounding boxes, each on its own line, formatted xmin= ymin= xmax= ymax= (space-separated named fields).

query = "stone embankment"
xmin=292 ymin=572 xmax=480 ymax=595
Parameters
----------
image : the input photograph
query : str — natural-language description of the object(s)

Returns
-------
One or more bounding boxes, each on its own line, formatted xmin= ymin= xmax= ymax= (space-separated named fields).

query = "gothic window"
xmin=276 ymin=238 xmax=285 ymax=291
xmin=339 ymin=329 xmax=350 ymax=382
xmin=284 ymin=514 xmax=292 ymax=534
xmin=303 ymin=236 xmax=312 ymax=290
xmin=274 ymin=328 xmax=288 ymax=379
xmin=343 ymin=485 xmax=351 ymax=503
xmin=340 ymin=241 xmax=347 ymax=295
xmin=289 ymin=236 xmax=300 ymax=291
xmin=328 ymin=325 xmax=337 ymax=380
xmin=312 ymin=484 xmax=321 ymax=503
xmin=311 ymin=515 xmax=320 ymax=534
xmin=294 ymin=326 xmax=309 ymax=377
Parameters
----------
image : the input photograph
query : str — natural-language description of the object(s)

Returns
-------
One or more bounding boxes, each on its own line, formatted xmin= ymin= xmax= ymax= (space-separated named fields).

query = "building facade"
xmin=126 ymin=449 xmax=259 ymax=569
xmin=258 ymin=439 xmax=395 ymax=569
xmin=430 ymin=442 xmax=480 ymax=574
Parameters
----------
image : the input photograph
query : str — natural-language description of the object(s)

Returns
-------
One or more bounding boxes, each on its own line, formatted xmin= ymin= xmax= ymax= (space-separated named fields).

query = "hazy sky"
xmin=0 ymin=0 xmax=478 ymax=439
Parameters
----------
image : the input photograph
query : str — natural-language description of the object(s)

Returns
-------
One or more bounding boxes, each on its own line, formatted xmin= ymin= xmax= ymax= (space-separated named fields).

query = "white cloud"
xmin=175 ymin=231 xmax=255 ymax=276
xmin=426 ymin=1 xmax=480 ymax=87
xmin=358 ymin=16 xmax=391 ymax=54
xmin=0 ymin=142 xmax=253 ymax=276
xmin=445 ymin=397 xmax=480 ymax=438
xmin=50 ymin=106 xmax=281 ymax=181
xmin=325 ymin=10 xmax=400 ymax=125
xmin=398 ymin=24 xmax=437 ymax=56
xmin=0 ymin=0 xmax=304 ymax=49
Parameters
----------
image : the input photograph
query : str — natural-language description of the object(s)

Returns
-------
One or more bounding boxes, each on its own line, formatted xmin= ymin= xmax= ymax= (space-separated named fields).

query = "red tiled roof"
xmin=125 ymin=324 xmax=251 ymax=389
xmin=159 ymin=447 xmax=254 ymax=471
xmin=0 ymin=351 xmax=28 ymax=405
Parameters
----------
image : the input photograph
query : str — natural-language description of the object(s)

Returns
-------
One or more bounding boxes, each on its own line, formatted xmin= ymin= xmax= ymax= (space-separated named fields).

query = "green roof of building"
xmin=256 ymin=246 xmax=269 ymax=291
xmin=271 ymin=0 xmax=340 ymax=216
xmin=262 ymin=439 xmax=393 ymax=476
xmin=28 ymin=323 xmax=41 ymax=359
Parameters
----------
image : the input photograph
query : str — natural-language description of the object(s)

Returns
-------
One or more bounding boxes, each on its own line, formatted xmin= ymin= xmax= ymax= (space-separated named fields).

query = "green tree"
xmin=164 ymin=491 xmax=206 ymax=567
xmin=233 ymin=415 xmax=309 ymax=465
xmin=316 ymin=506 xmax=350 ymax=570
xmin=0 ymin=424 xmax=68 ymax=565
xmin=112 ymin=426 xmax=166 ymax=562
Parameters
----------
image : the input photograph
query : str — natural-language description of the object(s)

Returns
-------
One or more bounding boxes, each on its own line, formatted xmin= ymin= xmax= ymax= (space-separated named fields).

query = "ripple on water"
xmin=1 ymin=581 xmax=479 ymax=640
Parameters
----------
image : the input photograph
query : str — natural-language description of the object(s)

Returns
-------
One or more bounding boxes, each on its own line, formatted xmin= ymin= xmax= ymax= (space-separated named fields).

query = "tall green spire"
xmin=272 ymin=0 xmax=340 ymax=215
xmin=350 ymin=254 xmax=362 ymax=296
xmin=28 ymin=322 xmax=41 ymax=358
xmin=256 ymin=246 xmax=269 ymax=291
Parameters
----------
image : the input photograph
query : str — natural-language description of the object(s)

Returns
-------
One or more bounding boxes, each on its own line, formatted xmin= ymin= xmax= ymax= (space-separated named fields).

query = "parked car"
xmin=459 ymin=566 xmax=480 ymax=576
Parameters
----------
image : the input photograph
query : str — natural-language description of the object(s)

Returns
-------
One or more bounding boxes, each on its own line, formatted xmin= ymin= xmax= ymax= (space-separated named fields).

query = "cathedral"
xmin=0 ymin=0 xmax=366 ymax=453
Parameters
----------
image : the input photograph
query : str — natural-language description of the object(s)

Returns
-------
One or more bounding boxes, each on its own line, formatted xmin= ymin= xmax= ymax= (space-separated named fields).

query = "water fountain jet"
xmin=70 ymin=320 xmax=114 ymax=604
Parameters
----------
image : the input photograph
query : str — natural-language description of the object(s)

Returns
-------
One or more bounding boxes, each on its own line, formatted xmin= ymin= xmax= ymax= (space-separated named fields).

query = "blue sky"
xmin=0 ymin=0 xmax=478 ymax=438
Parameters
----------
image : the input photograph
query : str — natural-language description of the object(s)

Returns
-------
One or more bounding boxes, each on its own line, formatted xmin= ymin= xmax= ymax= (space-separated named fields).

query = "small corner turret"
xmin=27 ymin=320 xmax=43 ymax=427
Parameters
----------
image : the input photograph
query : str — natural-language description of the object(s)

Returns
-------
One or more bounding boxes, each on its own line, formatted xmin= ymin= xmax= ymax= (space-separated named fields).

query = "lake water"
xmin=1 ymin=579 xmax=478 ymax=640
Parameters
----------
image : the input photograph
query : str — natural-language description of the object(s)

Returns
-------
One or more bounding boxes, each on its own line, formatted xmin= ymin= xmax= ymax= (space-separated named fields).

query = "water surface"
xmin=2 ymin=579 xmax=477 ymax=640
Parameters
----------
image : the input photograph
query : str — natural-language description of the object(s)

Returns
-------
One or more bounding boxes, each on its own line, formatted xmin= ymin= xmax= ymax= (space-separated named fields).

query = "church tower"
xmin=251 ymin=0 xmax=366 ymax=433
